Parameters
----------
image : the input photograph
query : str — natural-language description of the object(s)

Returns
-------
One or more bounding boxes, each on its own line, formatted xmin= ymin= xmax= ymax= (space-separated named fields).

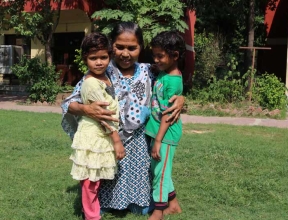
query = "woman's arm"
xmin=162 ymin=95 xmax=185 ymax=124
xmin=68 ymin=101 xmax=118 ymax=122
xmin=61 ymin=78 xmax=118 ymax=139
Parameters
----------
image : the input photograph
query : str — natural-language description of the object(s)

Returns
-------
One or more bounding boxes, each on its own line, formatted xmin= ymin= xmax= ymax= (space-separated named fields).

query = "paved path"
xmin=0 ymin=95 xmax=287 ymax=129
xmin=181 ymin=114 xmax=288 ymax=129
xmin=0 ymin=95 xmax=61 ymax=114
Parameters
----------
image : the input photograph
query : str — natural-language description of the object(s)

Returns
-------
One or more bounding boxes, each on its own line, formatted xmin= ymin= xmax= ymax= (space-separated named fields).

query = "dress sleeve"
xmin=159 ymin=76 xmax=183 ymax=112
xmin=61 ymin=78 xmax=84 ymax=139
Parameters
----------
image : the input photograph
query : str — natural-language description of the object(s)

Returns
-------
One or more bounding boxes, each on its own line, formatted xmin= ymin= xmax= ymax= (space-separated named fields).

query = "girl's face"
xmin=113 ymin=32 xmax=141 ymax=72
xmin=86 ymin=50 xmax=110 ymax=76
xmin=152 ymin=46 xmax=178 ymax=74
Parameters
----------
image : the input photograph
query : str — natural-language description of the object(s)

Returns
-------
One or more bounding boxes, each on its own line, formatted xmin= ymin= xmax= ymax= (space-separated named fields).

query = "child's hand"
xmin=152 ymin=140 xmax=161 ymax=161
xmin=114 ymin=141 xmax=126 ymax=160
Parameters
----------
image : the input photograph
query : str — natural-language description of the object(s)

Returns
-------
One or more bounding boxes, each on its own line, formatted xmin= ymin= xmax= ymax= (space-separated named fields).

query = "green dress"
xmin=145 ymin=71 xmax=183 ymax=145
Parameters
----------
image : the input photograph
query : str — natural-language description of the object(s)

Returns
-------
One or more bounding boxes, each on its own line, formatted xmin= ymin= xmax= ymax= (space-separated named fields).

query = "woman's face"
xmin=113 ymin=32 xmax=141 ymax=71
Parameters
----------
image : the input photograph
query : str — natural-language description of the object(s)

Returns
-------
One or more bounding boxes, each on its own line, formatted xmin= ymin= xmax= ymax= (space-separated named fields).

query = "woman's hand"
xmin=84 ymin=101 xmax=119 ymax=122
xmin=151 ymin=140 xmax=161 ymax=161
xmin=162 ymin=95 xmax=185 ymax=124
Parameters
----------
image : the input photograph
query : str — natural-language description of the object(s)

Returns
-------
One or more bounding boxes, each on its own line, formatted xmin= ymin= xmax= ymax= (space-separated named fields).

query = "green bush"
xmin=192 ymin=32 xmax=222 ymax=89
xmin=253 ymin=73 xmax=287 ymax=110
xmin=74 ymin=49 xmax=88 ymax=74
xmin=11 ymin=56 xmax=61 ymax=104
xmin=191 ymin=57 xmax=246 ymax=104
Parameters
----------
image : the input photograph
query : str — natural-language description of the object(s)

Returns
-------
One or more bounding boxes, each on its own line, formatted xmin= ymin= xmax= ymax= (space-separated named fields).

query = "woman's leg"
xmin=81 ymin=179 xmax=101 ymax=220
xmin=99 ymin=126 xmax=152 ymax=213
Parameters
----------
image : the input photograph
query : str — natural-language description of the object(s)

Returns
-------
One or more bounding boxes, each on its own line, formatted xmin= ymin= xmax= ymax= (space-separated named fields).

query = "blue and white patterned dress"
xmin=61 ymin=62 xmax=154 ymax=214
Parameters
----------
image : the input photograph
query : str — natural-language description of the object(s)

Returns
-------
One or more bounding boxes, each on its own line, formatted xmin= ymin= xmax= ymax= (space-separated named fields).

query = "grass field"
xmin=0 ymin=110 xmax=287 ymax=220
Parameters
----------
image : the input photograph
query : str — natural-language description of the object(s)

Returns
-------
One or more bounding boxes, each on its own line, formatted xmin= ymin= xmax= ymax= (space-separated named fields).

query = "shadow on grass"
xmin=66 ymin=183 xmax=131 ymax=219
xmin=66 ymin=184 xmax=83 ymax=218
xmin=102 ymin=209 xmax=131 ymax=219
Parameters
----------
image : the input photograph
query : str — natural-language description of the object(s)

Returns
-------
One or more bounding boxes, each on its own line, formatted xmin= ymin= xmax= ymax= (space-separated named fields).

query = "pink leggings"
xmin=80 ymin=179 xmax=101 ymax=220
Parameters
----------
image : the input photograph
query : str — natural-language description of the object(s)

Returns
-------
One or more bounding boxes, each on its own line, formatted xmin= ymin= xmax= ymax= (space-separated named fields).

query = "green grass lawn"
xmin=0 ymin=110 xmax=287 ymax=220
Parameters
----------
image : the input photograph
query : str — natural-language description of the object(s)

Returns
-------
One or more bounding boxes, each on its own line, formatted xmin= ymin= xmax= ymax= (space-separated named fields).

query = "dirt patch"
xmin=0 ymin=92 xmax=71 ymax=107
xmin=183 ymin=129 xmax=214 ymax=134
xmin=184 ymin=101 xmax=284 ymax=119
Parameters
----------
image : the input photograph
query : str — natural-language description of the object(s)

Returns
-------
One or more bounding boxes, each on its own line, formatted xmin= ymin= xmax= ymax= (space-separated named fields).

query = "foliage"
xmin=253 ymin=73 xmax=288 ymax=110
xmin=0 ymin=0 xmax=25 ymax=30
xmin=185 ymin=0 xmax=275 ymax=57
xmin=11 ymin=56 xmax=61 ymax=104
xmin=193 ymin=32 xmax=222 ymax=89
xmin=92 ymin=0 xmax=188 ymax=47
xmin=191 ymin=57 xmax=246 ymax=104
xmin=74 ymin=49 xmax=88 ymax=74
xmin=0 ymin=0 xmax=63 ymax=64
xmin=60 ymin=83 xmax=74 ymax=92
xmin=1 ymin=110 xmax=288 ymax=219
xmin=190 ymin=56 xmax=287 ymax=111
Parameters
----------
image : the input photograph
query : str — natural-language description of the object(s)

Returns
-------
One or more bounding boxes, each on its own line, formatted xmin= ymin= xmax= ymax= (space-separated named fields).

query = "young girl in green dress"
xmin=145 ymin=31 xmax=185 ymax=220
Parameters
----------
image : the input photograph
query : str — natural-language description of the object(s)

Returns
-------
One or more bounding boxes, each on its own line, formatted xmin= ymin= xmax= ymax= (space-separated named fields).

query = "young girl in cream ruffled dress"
xmin=69 ymin=32 xmax=125 ymax=220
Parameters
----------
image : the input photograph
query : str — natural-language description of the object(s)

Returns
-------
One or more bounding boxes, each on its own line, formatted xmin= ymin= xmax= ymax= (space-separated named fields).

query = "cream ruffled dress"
xmin=70 ymin=77 xmax=119 ymax=182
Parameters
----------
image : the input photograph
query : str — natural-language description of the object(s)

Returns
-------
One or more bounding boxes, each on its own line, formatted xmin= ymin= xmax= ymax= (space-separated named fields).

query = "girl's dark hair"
xmin=151 ymin=31 xmax=186 ymax=62
xmin=110 ymin=22 xmax=144 ymax=48
xmin=81 ymin=32 xmax=112 ymax=61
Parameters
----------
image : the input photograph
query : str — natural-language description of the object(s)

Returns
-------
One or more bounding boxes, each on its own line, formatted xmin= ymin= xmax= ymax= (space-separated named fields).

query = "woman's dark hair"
xmin=81 ymin=32 xmax=112 ymax=61
xmin=110 ymin=22 xmax=144 ymax=48
xmin=151 ymin=31 xmax=186 ymax=62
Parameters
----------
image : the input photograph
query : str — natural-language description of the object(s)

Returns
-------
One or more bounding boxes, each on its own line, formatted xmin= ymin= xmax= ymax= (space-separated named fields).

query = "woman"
xmin=61 ymin=22 xmax=184 ymax=215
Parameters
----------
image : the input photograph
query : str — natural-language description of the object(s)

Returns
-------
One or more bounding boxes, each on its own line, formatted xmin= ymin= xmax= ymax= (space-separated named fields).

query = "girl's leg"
xmin=81 ymin=179 xmax=101 ymax=220
xmin=164 ymin=195 xmax=182 ymax=215
xmin=164 ymin=147 xmax=182 ymax=215
xmin=149 ymin=143 xmax=175 ymax=220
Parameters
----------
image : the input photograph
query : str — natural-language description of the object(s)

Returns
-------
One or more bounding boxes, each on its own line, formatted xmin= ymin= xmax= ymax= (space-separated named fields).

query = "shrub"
xmin=191 ymin=56 xmax=246 ymax=104
xmin=11 ymin=56 xmax=61 ymax=104
xmin=74 ymin=49 xmax=88 ymax=74
xmin=253 ymin=73 xmax=287 ymax=110
xmin=193 ymin=32 xmax=222 ymax=89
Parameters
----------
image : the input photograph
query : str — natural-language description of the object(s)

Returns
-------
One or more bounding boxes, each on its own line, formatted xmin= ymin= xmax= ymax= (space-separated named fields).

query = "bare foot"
xmin=148 ymin=210 xmax=163 ymax=220
xmin=163 ymin=198 xmax=182 ymax=215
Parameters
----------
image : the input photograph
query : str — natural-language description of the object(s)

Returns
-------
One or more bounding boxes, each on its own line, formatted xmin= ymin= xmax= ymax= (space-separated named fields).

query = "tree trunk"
xmin=245 ymin=0 xmax=255 ymax=100
xmin=44 ymin=0 xmax=63 ymax=65
xmin=45 ymin=40 xmax=52 ymax=65
xmin=246 ymin=0 xmax=255 ymax=69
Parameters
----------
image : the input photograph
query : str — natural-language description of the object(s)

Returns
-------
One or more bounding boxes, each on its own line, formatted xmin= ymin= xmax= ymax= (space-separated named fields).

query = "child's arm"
xmin=152 ymin=114 xmax=170 ymax=161
xmin=109 ymin=130 xmax=126 ymax=160
xmin=85 ymin=79 xmax=125 ymax=160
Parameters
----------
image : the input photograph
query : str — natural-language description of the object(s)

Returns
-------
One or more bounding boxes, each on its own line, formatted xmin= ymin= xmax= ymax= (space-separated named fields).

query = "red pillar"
xmin=183 ymin=9 xmax=196 ymax=88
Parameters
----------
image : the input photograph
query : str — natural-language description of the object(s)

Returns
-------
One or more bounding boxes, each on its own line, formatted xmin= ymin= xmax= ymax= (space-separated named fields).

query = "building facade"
xmin=261 ymin=0 xmax=288 ymax=89
xmin=0 ymin=0 xmax=195 ymax=86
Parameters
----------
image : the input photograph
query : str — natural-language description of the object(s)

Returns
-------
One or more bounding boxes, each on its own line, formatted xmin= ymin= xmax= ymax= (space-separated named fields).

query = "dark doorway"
xmin=53 ymin=32 xmax=85 ymax=86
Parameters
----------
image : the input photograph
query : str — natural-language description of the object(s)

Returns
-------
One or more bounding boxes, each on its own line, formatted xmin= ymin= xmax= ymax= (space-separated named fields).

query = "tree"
xmin=0 ymin=0 xmax=25 ymax=31
xmin=91 ymin=0 xmax=188 ymax=47
xmin=0 ymin=0 xmax=63 ymax=65
xmin=185 ymin=0 xmax=277 ymax=70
